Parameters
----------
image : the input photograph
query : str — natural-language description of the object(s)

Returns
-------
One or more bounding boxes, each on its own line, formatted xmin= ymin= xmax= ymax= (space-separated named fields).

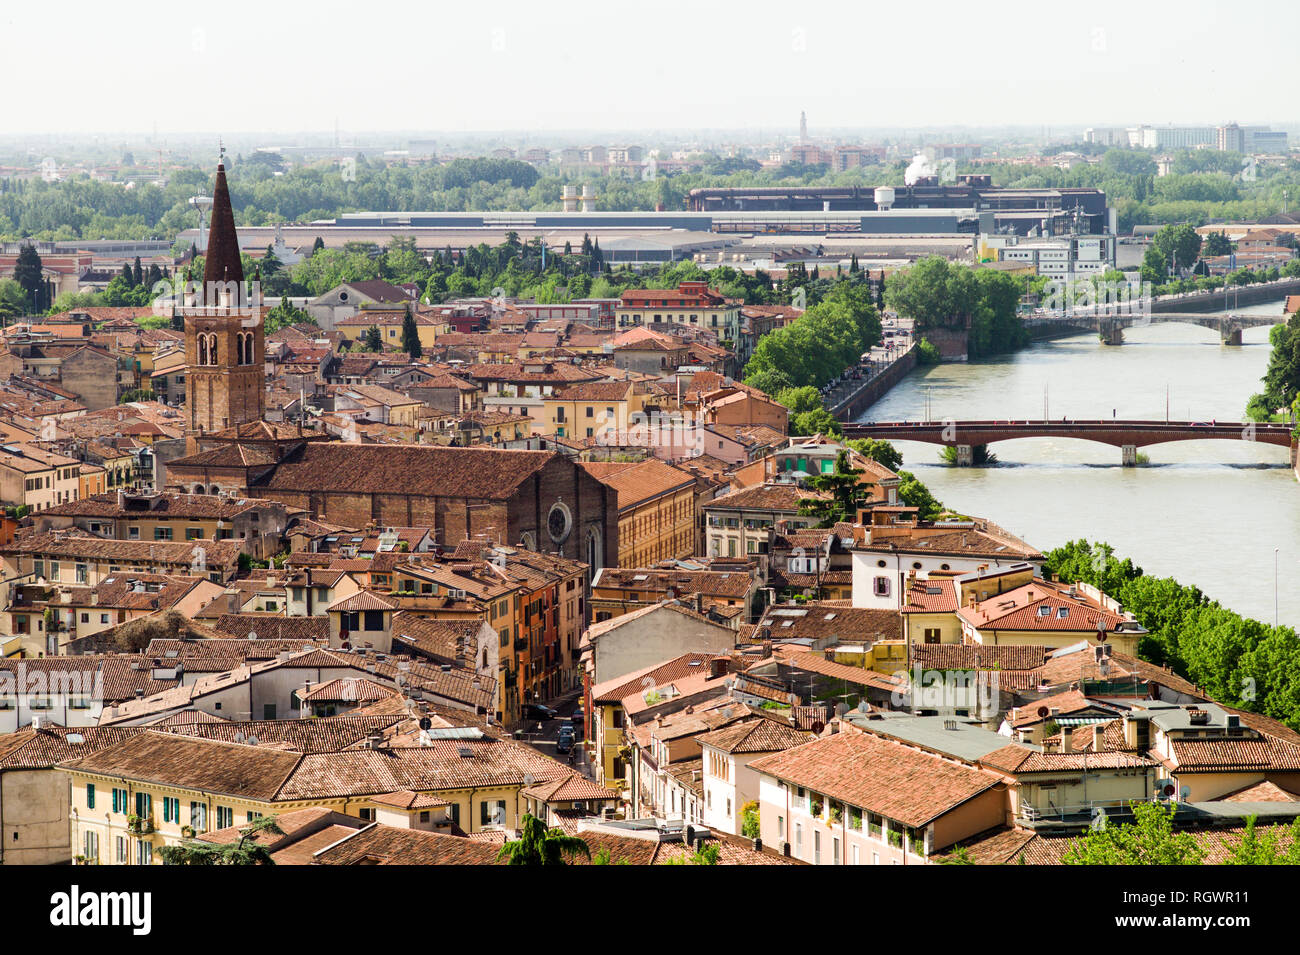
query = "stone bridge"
xmin=1022 ymin=312 xmax=1285 ymax=345
xmin=841 ymin=419 xmax=1296 ymax=466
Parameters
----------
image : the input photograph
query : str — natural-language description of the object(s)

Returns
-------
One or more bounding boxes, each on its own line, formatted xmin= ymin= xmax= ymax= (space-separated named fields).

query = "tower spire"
xmin=203 ymin=157 xmax=243 ymax=287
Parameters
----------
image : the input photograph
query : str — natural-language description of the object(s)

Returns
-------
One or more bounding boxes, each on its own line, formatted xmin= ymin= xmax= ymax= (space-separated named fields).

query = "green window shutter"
xmin=87 ymin=783 xmax=95 ymax=809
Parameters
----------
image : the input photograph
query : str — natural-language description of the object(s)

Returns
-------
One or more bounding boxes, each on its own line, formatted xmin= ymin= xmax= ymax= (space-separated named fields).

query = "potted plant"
xmin=181 ymin=824 xmax=196 ymax=838
xmin=810 ymin=797 xmax=824 ymax=817
xmin=829 ymin=804 xmax=843 ymax=825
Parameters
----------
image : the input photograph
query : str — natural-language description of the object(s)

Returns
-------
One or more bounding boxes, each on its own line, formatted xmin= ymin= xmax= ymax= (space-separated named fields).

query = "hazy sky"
xmin=8 ymin=0 xmax=1298 ymax=136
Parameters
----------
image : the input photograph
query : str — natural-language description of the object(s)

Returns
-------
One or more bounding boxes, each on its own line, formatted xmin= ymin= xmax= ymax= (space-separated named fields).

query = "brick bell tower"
xmin=183 ymin=154 xmax=265 ymax=453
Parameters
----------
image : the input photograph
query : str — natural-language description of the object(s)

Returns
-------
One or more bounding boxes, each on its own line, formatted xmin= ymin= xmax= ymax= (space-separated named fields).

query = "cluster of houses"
xmin=0 ymin=161 xmax=1293 ymax=868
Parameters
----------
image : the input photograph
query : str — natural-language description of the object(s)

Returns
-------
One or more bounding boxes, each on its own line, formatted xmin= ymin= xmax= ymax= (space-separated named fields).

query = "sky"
xmin=6 ymin=0 xmax=1298 ymax=137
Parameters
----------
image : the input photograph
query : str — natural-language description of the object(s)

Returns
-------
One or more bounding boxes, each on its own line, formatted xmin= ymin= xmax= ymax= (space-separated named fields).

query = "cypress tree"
xmin=400 ymin=304 xmax=422 ymax=360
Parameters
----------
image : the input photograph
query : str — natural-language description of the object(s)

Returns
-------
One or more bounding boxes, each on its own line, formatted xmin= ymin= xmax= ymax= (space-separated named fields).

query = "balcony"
xmin=126 ymin=814 xmax=155 ymax=835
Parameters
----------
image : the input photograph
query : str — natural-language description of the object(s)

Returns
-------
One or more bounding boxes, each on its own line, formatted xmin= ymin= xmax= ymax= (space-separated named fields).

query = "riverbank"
xmin=829 ymin=344 xmax=917 ymax=421
xmin=855 ymin=316 xmax=1298 ymax=626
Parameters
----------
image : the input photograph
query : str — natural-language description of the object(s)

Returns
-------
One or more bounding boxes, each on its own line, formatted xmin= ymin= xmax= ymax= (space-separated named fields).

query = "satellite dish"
xmin=810 ymin=721 xmax=826 ymax=735
xmin=418 ymin=717 xmax=432 ymax=730
xmin=247 ymin=631 xmax=258 ymax=641
xmin=1180 ymin=786 xmax=1191 ymax=801
xmin=1162 ymin=783 xmax=1176 ymax=798
xmin=1036 ymin=705 xmax=1050 ymax=718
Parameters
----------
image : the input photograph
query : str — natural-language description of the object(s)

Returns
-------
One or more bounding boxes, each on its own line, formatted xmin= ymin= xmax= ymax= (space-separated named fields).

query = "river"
xmin=858 ymin=301 xmax=1298 ymax=627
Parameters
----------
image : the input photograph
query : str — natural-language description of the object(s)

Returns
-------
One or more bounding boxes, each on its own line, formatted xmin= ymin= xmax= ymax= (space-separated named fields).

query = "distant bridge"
xmin=1022 ymin=312 xmax=1285 ymax=345
xmin=841 ymin=419 xmax=1297 ymax=466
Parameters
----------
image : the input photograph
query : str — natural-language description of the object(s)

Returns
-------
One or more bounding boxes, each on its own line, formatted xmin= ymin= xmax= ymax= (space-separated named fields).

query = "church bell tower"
xmin=183 ymin=155 xmax=265 ymax=452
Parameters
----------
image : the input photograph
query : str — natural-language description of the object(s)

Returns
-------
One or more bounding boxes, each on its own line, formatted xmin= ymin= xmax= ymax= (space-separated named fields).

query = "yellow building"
xmin=0 ymin=444 xmax=81 ymax=514
xmin=579 ymin=458 xmax=696 ymax=568
xmin=542 ymin=380 xmax=648 ymax=442
xmin=336 ymin=307 xmax=441 ymax=351
xmin=59 ymin=729 xmax=575 ymax=864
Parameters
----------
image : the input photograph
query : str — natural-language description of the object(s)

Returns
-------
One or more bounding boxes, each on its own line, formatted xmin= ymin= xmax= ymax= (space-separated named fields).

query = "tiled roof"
xmin=749 ymin=731 xmax=1005 ymax=828
xmin=749 ymin=604 xmax=900 ymax=644
xmin=255 ymin=444 xmax=557 ymax=499
xmin=366 ymin=789 xmax=451 ymax=810
xmin=707 ymin=483 xmax=823 ymax=513
xmin=298 ymin=678 xmax=394 ymax=704
xmin=327 ymin=590 xmax=396 ymax=613
xmin=696 ymin=717 xmax=811 ymax=754
xmin=58 ymin=731 xmax=301 ymax=801
xmin=0 ymin=725 xmax=144 ymax=769
xmin=275 ymin=737 xmax=569 ymax=799
xmin=159 ymin=715 xmax=404 ymax=754
xmin=594 ymin=567 xmax=755 ymax=599
xmin=1 ymin=529 xmax=240 ymax=568
xmin=1220 ymin=780 xmax=1300 ymax=802
xmin=910 ymin=644 xmax=1048 ymax=672
xmin=900 ymin=577 xmax=960 ymax=613
xmin=211 ymin=615 xmax=329 ymax=643
xmin=591 ymin=651 xmax=730 ymax=703
xmin=311 ymin=824 xmax=502 ymax=865
xmin=1168 ymin=738 xmax=1300 ymax=772
xmin=957 ymin=580 xmax=1132 ymax=633
xmin=520 ymin=773 xmax=620 ymax=803
xmin=580 ymin=458 xmax=694 ymax=511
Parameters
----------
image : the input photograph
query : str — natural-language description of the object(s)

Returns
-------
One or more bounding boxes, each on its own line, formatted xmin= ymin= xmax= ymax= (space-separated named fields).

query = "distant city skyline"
xmin=6 ymin=0 xmax=1297 ymax=136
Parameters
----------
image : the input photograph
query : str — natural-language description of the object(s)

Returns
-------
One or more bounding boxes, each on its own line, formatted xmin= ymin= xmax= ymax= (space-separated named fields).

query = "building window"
xmin=873 ymin=576 xmax=890 ymax=597
xmin=86 ymin=783 xmax=95 ymax=809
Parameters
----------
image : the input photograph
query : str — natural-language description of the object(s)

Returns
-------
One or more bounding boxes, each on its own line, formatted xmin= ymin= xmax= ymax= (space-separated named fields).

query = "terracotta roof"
xmin=211 ymin=615 xmax=329 ymax=643
xmin=255 ymin=443 xmax=558 ymax=499
xmin=311 ymin=824 xmax=502 ymax=865
xmin=1220 ymin=780 xmax=1300 ymax=802
xmin=58 ymin=731 xmax=300 ymax=800
xmin=1168 ymin=737 xmax=1300 ymax=772
xmin=909 ymin=644 xmax=1048 ymax=672
xmin=958 ymin=579 xmax=1133 ymax=633
xmin=298 ymin=678 xmax=395 ymax=704
xmin=366 ymin=789 xmax=451 ymax=810
xmin=520 ymin=773 xmax=620 ymax=803
xmin=580 ymin=458 xmax=694 ymax=511
xmin=327 ymin=590 xmax=396 ymax=613
xmin=159 ymin=715 xmax=404 ymax=754
xmin=696 ymin=716 xmax=811 ymax=754
xmin=750 ymin=604 xmax=900 ymax=644
xmin=749 ymin=731 xmax=1005 ymax=829
xmin=707 ymin=483 xmax=823 ymax=513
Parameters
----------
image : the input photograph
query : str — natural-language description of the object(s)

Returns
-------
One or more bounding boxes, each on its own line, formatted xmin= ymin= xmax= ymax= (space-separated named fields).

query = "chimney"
xmin=1061 ymin=726 xmax=1072 ymax=754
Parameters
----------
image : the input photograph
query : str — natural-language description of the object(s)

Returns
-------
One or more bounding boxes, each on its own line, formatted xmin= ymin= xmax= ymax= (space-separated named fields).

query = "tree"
xmin=896 ymin=470 xmax=943 ymax=520
xmin=1225 ymin=815 xmax=1300 ymax=864
xmin=13 ymin=244 xmax=46 ymax=312
xmin=1202 ymin=231 xmax=1233 ymax=257
xmin=400 ymin=304 xmax=422 ymax=359
xmin=740 ymin=801 xmax=760 ymax=839
xmin=661 ymin=841 xmax=721 ymax=865
xmin=497 ymin=814 xmax=590 ymax=865
xmin=798 ymin=450 xmax=872 ymax=527
xmin=363 ymin=325 xmax=383 ymax=352
xmin=1063 ymin=802 xmax=1205 ymax=865
xmin=1151 ymin=223 xmax=1203 ymax=276
xmin=157 ymin=815 xmax=286 ymax=866
xmin=0 ymin=278 xmax=25 ymax=326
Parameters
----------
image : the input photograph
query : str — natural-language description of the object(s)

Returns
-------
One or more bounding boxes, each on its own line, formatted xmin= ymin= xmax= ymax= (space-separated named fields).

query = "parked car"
xmin=523 ymin=703 xmax=557 ymax=721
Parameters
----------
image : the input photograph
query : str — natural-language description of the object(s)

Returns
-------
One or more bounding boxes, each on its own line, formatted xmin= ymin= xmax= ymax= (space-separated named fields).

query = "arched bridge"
xmin=842 ymin=419 xmax=1297 ymax=466
xmin=1023 ymin=312 xmax=1285 ymax=345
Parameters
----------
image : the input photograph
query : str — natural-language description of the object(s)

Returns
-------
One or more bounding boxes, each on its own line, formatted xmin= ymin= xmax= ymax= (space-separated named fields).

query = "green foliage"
xmin=264 ymin=298 xmax=314 ymax=333
xmin=741 ymin=801 xmax=760 ymax=840
xmin=798 ymin=450 xmax=872 ymax=527
xmin=744 ymin=281 xmax=881 ymax=390
xmin=13 ymin=244 xmax=47 ymax=311
xmin=1063 ymin=802 xmax=1205 ymax=865
xmin=895 ymin=470 xmax=944 ymax=520
xmin=400 ymin=303 xmax=422 ymax=360
xmin=591 ymin=847 xmax=631 ymax=865
xmin=775 ymin=386 xmax=842 ymax=438
xmin=497 ymin=814 xmax=591 ymax=865
xmin=940 ymin=846 xmax=975 ymax=865
xmin=844 ymin=437 xmax=903 ymax=471
xmin=1224 ymin=815 xmax=1300 ymax=864
xmin=1249 ymin=314 xmax=1300 ymax=419
xmin=915 ymin=337 xmax=941 ymax=365
xmin=885 ymin=257 xmax=1027 ymax=359
xmin=1044 ymin=539 xmax=1300 ymax=727
xmin=157 ymin=815 xmax=286 ymax=866
xmin=939 ymin=443 xmax=998 ymax=466
xmin=662 ymin=842 xmax=722 ymax=865
xmin=119 ymin=388 xmax=155 ymax=404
